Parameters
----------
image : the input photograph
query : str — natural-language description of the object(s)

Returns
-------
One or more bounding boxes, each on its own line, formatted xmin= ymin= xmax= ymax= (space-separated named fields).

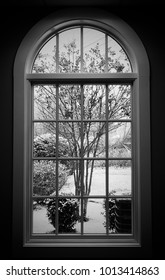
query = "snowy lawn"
xmin=59 ymin=166 xmax=131 ymax=196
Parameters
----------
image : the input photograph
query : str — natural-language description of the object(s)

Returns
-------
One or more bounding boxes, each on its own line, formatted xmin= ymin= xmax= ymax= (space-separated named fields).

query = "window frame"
xmin=13 ymin=8 xmax=151 ymax=248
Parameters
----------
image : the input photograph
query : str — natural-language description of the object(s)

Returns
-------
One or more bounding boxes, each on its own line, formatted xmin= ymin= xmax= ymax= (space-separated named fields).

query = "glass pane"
xmin=83 ymin=199 xmax=106 ymax=234
xmin=83 ymin=28 xmax=105 ymax=73
xmin=109 ymin=122 xmax=131 ymax=158
xmin=83 ymin=85 xmax=106 ymax=120
xmin=108 ymin=85 xmax=131 ymax=120
xmin=33 ymin=160 xmax=56 ymax=196
xmin=59 ymin=85 xmax=81 ymax=120
xmin=59 ymin=28 xmax=80 ymax=73
xmin=34 ymin=85 xmax=56 ymax=120
xmin=59 ymin=160 xmax=82 ymax=196
xmin=58 ymin=198 xmax=81 ymax=234
xmin=58 ymin=122 xmax=81 ymax=157
xmin=33 ymin=122 xmax=56 ymax=157
xmin=109 ymin=160 xmax=131 ymax=196
xmin=33 ymin=198 xmax=55 ymax=234
xmin=108 ymin=198 xmax=132 ymax=234
xmin=83 ymin=122 xmax=106 ymax=158
xmin=83 ymin=160 xmax=106 ymax=196
xmin=108 ymin=36 xmax=132 ymax=73
xmin=32 ymin=37 xmax=56 ymax=73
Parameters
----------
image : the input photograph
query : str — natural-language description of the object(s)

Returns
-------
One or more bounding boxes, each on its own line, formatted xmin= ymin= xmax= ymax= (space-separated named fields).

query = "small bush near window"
xmin=33 ymin=161 xmax=68 ymax=195
xmin=47 ymin=198 xmax=79 ymax=233
xmin=108 ymin=198 xmax=131 ymax=233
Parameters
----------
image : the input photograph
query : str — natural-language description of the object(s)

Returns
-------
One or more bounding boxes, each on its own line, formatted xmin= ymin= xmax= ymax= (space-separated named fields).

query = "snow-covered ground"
xmin=59 ymin=166 xmax=131 ymax=196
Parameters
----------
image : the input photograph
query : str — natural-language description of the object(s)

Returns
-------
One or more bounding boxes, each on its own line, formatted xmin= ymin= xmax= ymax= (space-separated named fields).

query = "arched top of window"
xmin=32 ymin=26 xmax=132 ymax=74
xmin=15 ymin=8 xmax=149 ymax=76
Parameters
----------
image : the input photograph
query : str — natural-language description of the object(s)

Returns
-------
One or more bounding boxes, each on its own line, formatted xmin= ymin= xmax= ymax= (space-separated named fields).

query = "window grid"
xmin=31 ymin=82 xmax=133 ymax=236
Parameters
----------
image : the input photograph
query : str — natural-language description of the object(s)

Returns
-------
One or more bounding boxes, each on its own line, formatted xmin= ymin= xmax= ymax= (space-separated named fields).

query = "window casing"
xmin=13 ymin=9 xmax=151 ymax=248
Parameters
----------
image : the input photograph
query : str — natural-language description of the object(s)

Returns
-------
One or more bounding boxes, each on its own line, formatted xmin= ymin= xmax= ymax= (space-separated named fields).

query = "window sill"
xmin=24 ymin=237 xmax=140 ymax=247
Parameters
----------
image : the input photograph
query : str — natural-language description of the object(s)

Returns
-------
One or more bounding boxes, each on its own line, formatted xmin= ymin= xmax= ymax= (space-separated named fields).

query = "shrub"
xmin=33 ymin=161 xmax=68 ymax=195
xmin=108 ymin=199 xmax=116 ymax=232
xmin=106 ymin=198 xmax=131 ymax=233
xmin=47 ymin=198 xmax=79 ymax=233
xmin=34 ymin=133 xmax=70 ymax=158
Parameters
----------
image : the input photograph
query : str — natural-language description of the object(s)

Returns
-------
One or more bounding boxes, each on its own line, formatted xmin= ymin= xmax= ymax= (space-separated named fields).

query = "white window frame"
xmin=13 ymin=8 xmax=151 ymax=248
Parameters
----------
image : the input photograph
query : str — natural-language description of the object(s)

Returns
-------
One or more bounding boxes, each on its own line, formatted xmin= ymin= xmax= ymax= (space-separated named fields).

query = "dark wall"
xmin=1 ymin=5 xmax=164 ymax=260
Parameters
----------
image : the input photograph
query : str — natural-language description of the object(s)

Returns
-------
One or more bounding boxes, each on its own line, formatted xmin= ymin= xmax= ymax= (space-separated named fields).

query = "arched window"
xmin=13 ymin=9 xmax=151 ymax=247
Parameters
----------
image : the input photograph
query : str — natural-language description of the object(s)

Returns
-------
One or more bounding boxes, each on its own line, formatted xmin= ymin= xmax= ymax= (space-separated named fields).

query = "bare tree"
xmin=33 ymin=39 xmax=131 ymax=219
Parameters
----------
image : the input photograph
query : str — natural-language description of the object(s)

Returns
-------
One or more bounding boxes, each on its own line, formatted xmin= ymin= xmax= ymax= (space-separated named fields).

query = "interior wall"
xmin=1 ymin=5 xmax=164 ymax=260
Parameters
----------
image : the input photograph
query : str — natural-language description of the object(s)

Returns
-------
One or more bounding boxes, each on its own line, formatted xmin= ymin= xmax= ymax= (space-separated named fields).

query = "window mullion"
xmin=105 ymin=34 xmax=108 ymax=72
xmin=27 ymin=73 xmax=138 ymax=83
xmin=56 ymin=33 xmax=59 ymax=73
xmin=80 ymin=27 xmax=84 ymax=73
xmin=80 ymin=84 xmax=84 ymax=235
xmin=30 ymin=85 xmax=34 ymax=237
xmin=55 ymin=84 xmax=59 ymax=235
xmin=105 ymin=84 xmax=109 ymax=235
